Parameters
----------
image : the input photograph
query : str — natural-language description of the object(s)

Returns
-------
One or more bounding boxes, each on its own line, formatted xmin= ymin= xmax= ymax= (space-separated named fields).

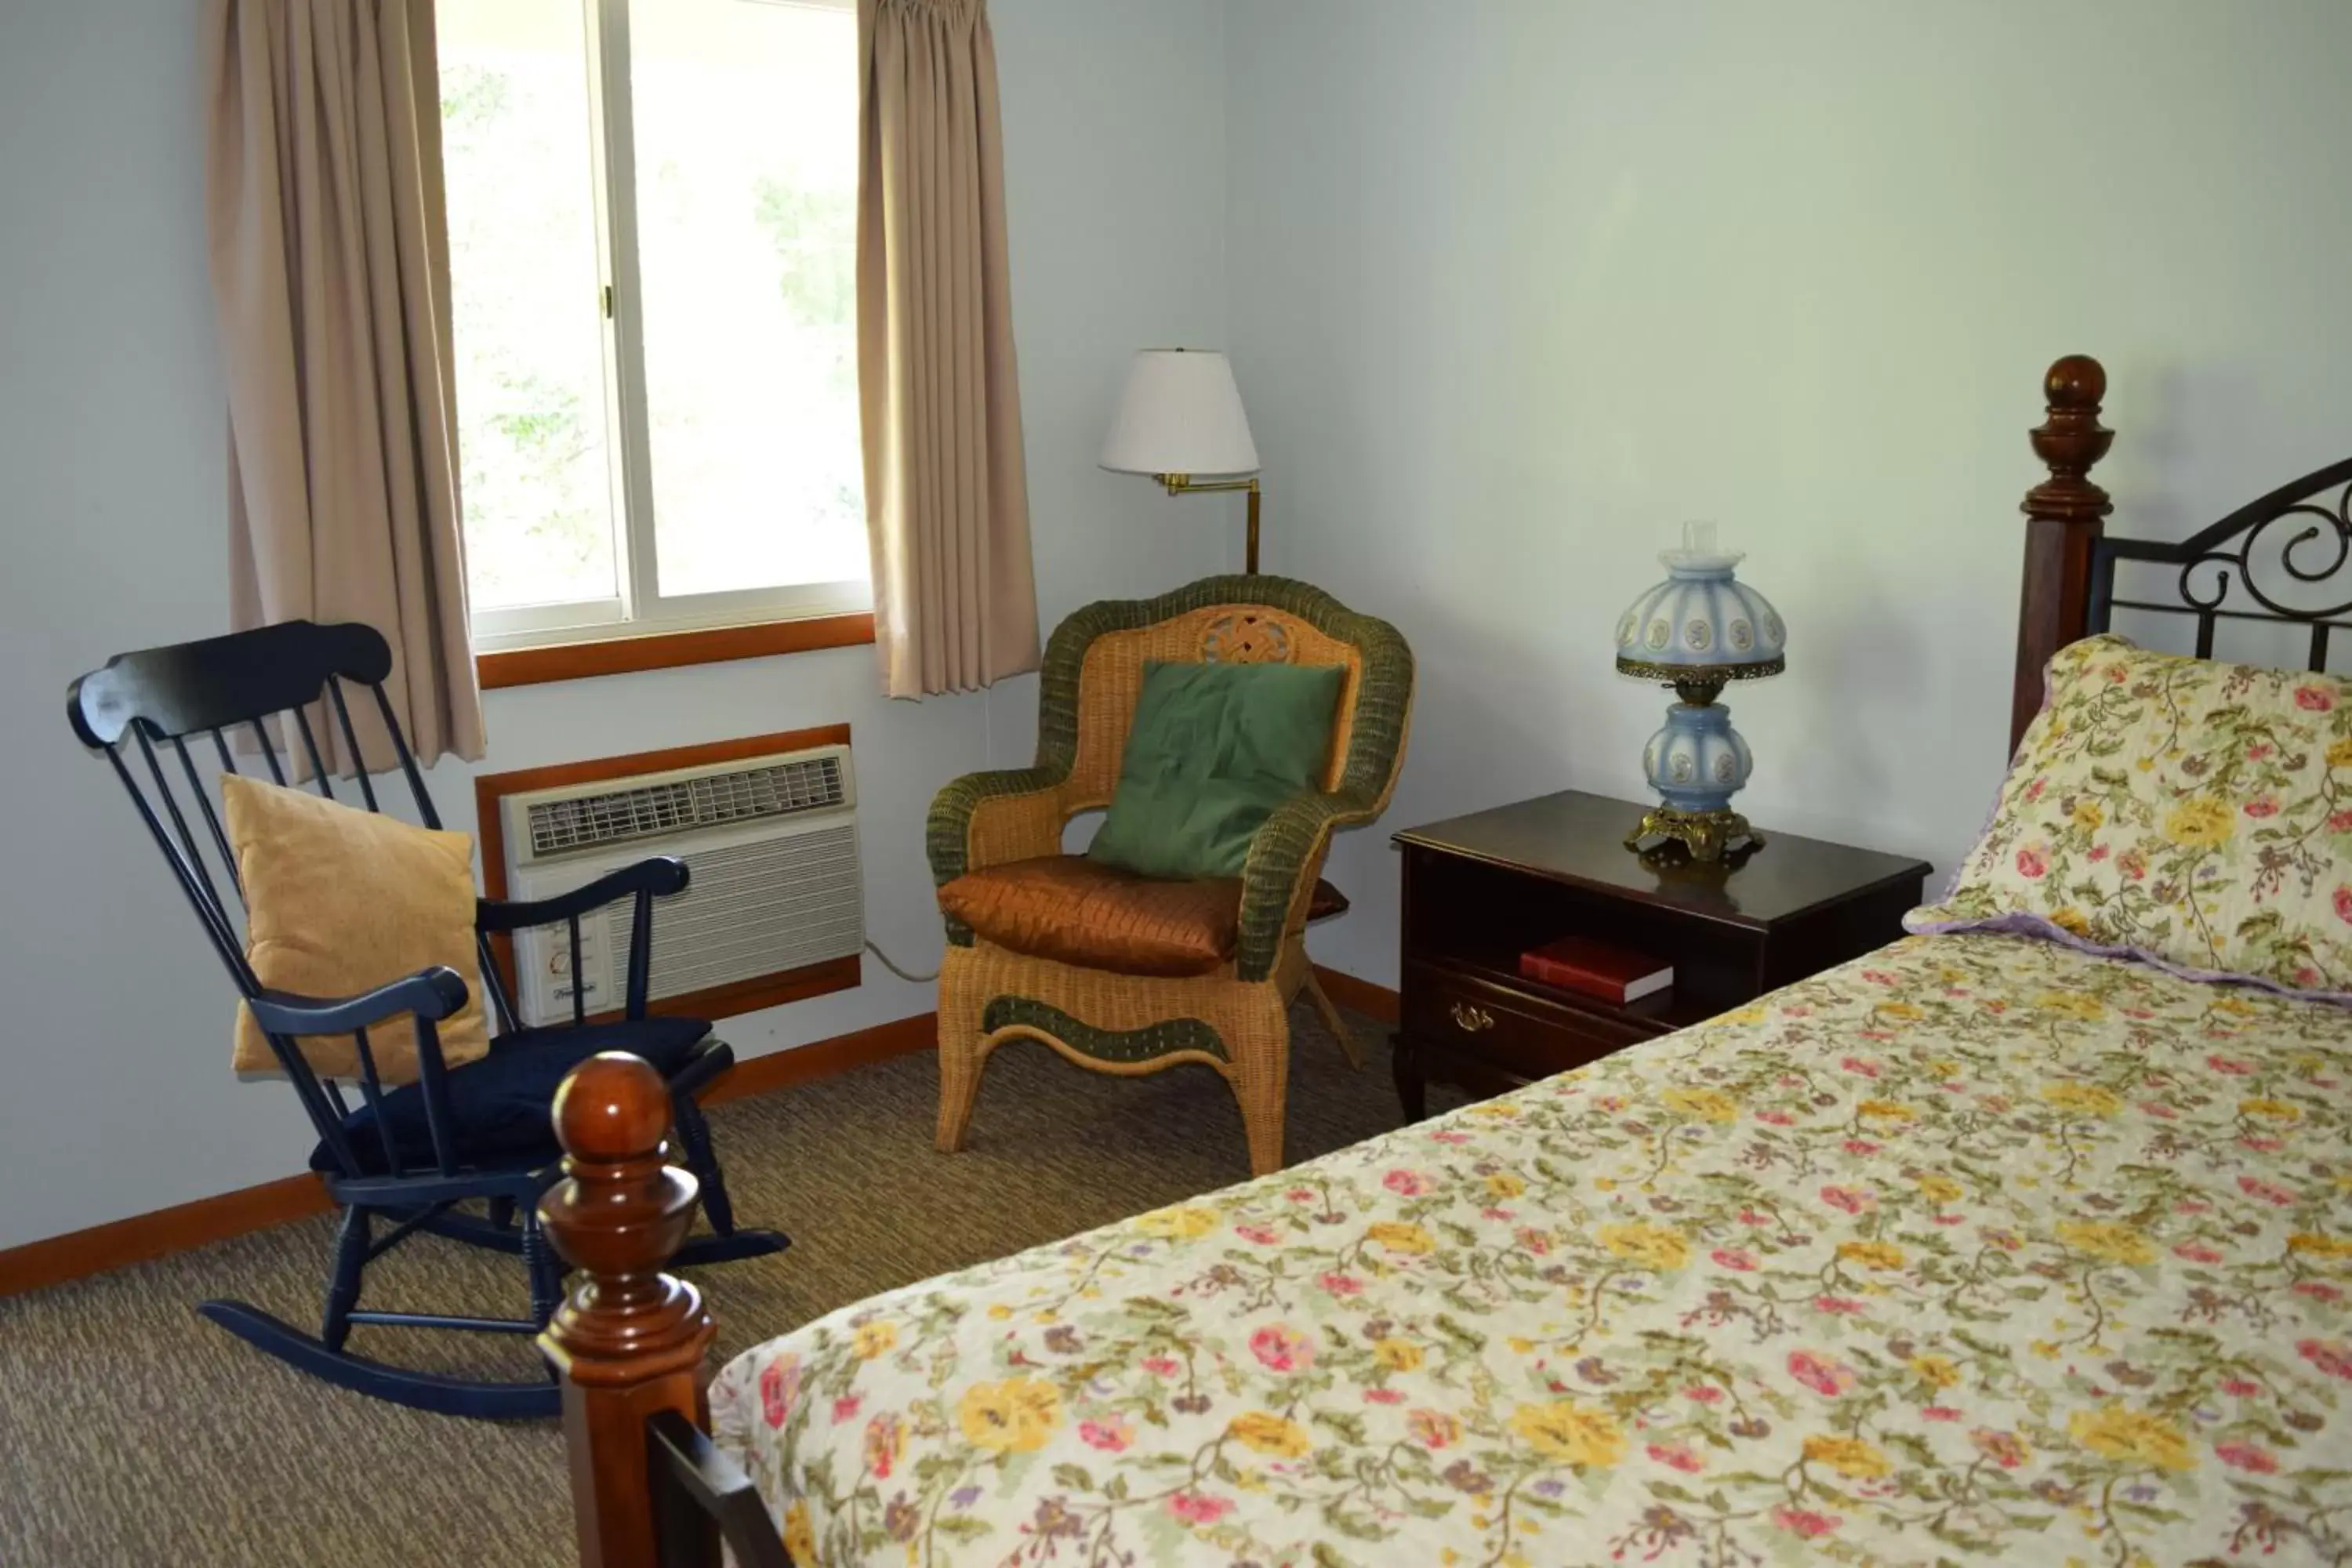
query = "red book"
xmin=1519 ymin=935 xmax=1673 ymax=1004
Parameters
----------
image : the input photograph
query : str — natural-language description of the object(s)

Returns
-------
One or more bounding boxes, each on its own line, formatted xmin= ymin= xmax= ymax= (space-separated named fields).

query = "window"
xmin=437 ymin=0 xmax=865 ymax=652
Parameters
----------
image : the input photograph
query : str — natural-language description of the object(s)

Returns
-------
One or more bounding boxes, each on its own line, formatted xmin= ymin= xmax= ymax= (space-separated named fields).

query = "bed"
xmin=534 ymin=357 xmax=2352 ymax=1568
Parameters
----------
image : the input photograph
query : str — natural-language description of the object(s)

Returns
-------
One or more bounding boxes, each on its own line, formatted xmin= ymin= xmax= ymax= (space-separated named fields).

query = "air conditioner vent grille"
xmin=524 ymin=755 xmax=846 ymax=857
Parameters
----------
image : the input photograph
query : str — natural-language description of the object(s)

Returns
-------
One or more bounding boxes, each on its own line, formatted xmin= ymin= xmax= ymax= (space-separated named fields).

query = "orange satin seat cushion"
xmin=939 ymin=856 xmax=1247 ymax=977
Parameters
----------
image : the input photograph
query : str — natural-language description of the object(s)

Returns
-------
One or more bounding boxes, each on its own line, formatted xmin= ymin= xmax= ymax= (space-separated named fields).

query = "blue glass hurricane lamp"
xmin=1613 ymin=521 xmax=1786 ymax=860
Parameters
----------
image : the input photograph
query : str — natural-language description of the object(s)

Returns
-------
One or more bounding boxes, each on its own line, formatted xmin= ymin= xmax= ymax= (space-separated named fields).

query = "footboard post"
xmin=539 ymin=1052 xmax=717 ymax=1568
xmin=2013 ymin=354 xmax=2115 ymax=750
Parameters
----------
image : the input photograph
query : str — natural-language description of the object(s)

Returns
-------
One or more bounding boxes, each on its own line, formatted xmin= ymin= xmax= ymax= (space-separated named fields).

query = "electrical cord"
xmin=863 ymin=938 xmax=939 ymax=985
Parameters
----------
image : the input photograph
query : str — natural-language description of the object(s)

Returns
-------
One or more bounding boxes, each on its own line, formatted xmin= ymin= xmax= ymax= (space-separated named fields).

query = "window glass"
xmin=629 ymin=0 xmax=866 ymax=598
xmin=438 ymin=0 xmax=620 ymax=613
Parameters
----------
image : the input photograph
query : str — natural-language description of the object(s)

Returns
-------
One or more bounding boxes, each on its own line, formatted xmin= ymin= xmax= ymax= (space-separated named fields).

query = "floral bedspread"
xmin=710 ymin=933 xmax=2352 ymax=1567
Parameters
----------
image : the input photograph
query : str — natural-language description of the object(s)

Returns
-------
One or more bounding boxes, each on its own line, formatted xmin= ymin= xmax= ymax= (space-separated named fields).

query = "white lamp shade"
xmin=1099 ymin=349 xmax=1259 ymax=477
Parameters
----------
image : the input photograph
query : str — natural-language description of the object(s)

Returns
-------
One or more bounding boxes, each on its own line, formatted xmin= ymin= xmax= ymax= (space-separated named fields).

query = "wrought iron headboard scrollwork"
xmin=2010 ymin=356 xmax=2352 ymax=752
xmin=2087 ymin=456 xmax=2352 ymax=670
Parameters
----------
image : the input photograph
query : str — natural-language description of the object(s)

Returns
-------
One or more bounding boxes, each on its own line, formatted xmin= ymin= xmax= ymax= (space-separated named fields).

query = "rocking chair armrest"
xmin=475 ymin=855 xmax=691 ymax=932
xmin=1233 ymin=787 xmax=1381 ymax=982
xmin=245 ymin=965 xmax=471 ymax=1038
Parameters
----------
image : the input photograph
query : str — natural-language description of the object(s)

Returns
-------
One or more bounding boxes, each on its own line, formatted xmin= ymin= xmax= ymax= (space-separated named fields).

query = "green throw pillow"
xmin=1089 ymin=659 xmax=1345 ymax=880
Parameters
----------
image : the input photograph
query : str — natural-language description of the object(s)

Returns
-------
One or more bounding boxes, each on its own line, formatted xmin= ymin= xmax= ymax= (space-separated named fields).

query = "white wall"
xmin=0 ymin=0 xmax=1228 ymax=1247
xmin=985 ymin=0 xmax=1232 ymax=766
xmin=1232 ymin=0 xmax=2352 ymax=988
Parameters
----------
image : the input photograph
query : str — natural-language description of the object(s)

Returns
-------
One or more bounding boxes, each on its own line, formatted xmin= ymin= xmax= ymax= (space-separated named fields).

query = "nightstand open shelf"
xmin=1428 ymin=949 xmax=1718 ymax=1033
xmin=1390 ymin=789 xmax=1931 ymax=1117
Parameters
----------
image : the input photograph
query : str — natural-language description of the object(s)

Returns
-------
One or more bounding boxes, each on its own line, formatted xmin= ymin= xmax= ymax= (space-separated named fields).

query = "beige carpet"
xmin=0 ymin=1006 xmax=1457 ymax=1567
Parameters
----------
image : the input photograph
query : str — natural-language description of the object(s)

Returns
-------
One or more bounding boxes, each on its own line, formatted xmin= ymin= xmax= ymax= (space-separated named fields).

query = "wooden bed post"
xmin=2012 ymin=354 xmax=2115 ymax=750
xmin=539 ymin=1053 xmax=716 ymax=1568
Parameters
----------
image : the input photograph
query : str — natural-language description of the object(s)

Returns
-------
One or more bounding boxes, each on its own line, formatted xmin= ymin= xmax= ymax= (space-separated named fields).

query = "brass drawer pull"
xmin=1450 ymin=1001 xmax=1495 ymax=1033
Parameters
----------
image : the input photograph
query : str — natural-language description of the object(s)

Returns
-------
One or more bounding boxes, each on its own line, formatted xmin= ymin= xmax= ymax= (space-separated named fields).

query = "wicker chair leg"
xmin=1301 ymin=971 xmax=1364 ymax=1069
xmin=935 ymin=1007 xmax=986 ymax=1153
xmin=1229 ymin=995 xmax=1294 ymax=1177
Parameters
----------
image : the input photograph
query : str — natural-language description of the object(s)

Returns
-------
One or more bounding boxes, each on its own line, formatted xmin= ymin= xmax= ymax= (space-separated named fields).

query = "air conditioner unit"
xmin=500 ymin=742 xmax=862 ymax=1027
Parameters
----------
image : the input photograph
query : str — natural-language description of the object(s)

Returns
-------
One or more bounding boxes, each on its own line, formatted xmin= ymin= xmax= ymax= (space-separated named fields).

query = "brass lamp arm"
xmin=1152 ymin=474 xmax=1264 ymax=573
xmin=1154 ymin=473 xmax=1258 ymax=495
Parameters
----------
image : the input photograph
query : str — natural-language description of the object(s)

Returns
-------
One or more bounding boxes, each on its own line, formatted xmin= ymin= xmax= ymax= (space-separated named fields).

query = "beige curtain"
xmin=205 ymin=0 xmax=484 ymax=771
xmin=858 ymin=0 xmax=1040 ymax=698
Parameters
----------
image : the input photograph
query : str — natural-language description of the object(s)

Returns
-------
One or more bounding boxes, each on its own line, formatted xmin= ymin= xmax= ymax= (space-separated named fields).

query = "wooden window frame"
xmin=476 ymin=611 xmax=874 ymax=690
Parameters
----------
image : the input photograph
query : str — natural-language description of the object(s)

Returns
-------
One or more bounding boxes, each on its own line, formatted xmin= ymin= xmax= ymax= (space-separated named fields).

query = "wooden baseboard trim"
xmin=0 ymin=1009 xmax=938 ymax=1301
xmin=0 ymin=1172 xmax=333 ymax=1301
xmin=576 ymin=956 xmax=863 ymax=1033
xmin=702 ymin=1011 xmax=936 ymax=1106
xmin=1312 ymin=964 xmax=1399 ymax=1025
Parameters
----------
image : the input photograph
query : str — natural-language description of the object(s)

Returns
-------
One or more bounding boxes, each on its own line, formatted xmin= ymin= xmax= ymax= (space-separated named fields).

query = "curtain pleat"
xmin=858 ymin=0 xmax=1040 ymax=698
xmin=205 ymin=0 xmax=485 ymax=771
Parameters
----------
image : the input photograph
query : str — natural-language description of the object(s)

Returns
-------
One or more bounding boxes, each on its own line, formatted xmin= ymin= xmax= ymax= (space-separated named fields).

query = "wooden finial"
xmin=2024 ymin=354 xmax=2115 ymax=520
xmin=539 ymin=1052 xmax=714 ymax=1568
xmin=2011 ymin=354 xmax=2117 ymax=751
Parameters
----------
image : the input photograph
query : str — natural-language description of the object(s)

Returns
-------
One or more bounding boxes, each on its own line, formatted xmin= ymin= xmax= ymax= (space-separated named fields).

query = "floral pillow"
xmin=1907 ymin=633 xmax=2352 ymax=999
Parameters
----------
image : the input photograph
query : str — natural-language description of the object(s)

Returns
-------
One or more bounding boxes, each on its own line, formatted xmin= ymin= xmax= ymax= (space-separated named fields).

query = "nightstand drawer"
xmin=1400 ymin=961 xmax=1657 ymax=1083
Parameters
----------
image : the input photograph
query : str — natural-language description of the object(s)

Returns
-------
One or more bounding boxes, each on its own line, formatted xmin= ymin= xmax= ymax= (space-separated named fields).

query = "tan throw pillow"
xmin=224 ymin=775 xmax=492 ymax=1082
xmin=1908 ymin=634 xmax=2352 ymax=999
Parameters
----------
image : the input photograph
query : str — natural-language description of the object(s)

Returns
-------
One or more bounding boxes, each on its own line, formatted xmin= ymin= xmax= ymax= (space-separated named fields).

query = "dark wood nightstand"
xmin=1390 ymin=789 xmax=1931 ymax=1117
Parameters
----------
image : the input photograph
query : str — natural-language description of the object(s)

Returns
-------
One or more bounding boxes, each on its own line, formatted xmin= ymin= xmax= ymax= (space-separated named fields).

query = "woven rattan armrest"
xmin=1233 ymin=786 xmax=1380 ymax=981
xmin=927 ymin=768 xmax=1074 ymax=942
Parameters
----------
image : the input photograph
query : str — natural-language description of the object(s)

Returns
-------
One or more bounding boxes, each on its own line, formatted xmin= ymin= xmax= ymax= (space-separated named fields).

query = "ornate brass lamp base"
xmin=1624 ymin=804 xmax=1763 ymax=862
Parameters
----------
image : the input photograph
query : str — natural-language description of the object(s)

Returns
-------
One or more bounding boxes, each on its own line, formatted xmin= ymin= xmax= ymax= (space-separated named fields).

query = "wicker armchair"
xmin=926 ymin=575 xmax=1413 ymax=1175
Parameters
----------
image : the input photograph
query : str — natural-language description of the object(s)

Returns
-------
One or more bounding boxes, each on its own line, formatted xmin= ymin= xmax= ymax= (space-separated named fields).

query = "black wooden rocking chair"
xmin=67 ymin=619 xmax=787 ymax=1420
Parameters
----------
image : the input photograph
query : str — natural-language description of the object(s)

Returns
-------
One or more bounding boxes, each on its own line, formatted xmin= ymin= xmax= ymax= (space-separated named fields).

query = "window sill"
xmin=475 ymin=612 xmax=875 ymax=690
